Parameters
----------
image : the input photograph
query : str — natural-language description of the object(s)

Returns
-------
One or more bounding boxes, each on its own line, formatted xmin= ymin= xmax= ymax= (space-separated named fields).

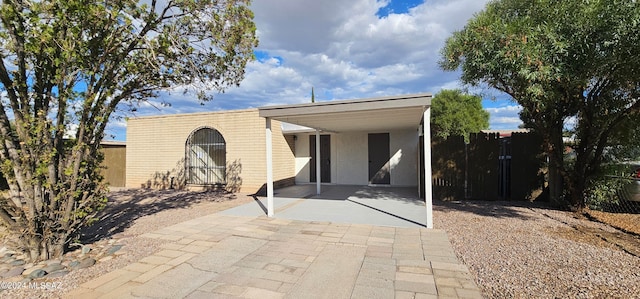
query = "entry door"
xmin=310 ymin=135 xmax=331 ymax=183
xmin=368 ymin=133 xmax=390 ymax=184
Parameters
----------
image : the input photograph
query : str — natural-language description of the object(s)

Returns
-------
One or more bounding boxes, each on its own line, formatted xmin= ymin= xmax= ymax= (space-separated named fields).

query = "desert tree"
xmin=440 ymin=0 xmax=640 ymax=209
xmin=0 ymin=0 xmax=258 ymax=261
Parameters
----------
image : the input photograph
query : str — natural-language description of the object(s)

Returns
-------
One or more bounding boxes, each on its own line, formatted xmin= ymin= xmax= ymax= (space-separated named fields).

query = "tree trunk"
xmin=566 ymin=130 xmax=592 ymax=212
xmin=27 ymin=237 xmax=42 ymax=262
xmin=547 ymin=124 xmax=565 ymax=207
xmin=548 ymin=161 xmax=563 ymax=206
xmin=568 ymin=177 xmax=587 ymax=211
xmin=3 ymin=152 xmax=107 ymax=263
xmin=21 ymin=221 xmax=69 ymax=262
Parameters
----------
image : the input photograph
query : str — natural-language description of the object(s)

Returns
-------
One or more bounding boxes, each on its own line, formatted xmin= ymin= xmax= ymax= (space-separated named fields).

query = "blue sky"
xmin=105 ymin=0 xmax=522 ymax=141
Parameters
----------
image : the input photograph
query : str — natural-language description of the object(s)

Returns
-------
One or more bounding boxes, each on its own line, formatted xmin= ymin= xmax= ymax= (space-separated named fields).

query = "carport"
xmin=258 ymin=93 xmax=434 ymax=228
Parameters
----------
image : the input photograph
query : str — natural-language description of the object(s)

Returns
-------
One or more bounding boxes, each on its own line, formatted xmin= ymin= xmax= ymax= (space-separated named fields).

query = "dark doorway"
xmin=310 ymin=135 xmax=331 ymax=183
xmin=368 ymin=133 xmax=390 ymax=184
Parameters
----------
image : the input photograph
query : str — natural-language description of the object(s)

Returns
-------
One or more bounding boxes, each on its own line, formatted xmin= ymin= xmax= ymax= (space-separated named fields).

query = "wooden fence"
xmin=431 ymin=132 xmax=545 ymax=201
xmin=101 ymin=142 xmax=126 ymax=188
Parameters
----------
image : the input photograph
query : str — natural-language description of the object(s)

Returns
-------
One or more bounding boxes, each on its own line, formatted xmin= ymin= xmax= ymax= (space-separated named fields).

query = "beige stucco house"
xmin=126 ymin=93 xmax=434 ymax=227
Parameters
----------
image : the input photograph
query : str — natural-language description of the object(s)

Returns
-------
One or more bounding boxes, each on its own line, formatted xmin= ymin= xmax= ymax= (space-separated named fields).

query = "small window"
xmin=186 ymin=127 xmax=226 ymax=185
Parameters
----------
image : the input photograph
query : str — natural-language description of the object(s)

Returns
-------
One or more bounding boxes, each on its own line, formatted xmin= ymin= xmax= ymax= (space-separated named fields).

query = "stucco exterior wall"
xmin=335 ymin=132 xmax=369 ymax=185
xmin=291 ymin=129 xmax=418 ymax=186
xmin=293 ymin=135 xmax=311 ymax=184
xmin=126 ymin=109 xmax=295 ymax=193
xmin=389 ymin=129 xmax=419 ymax=186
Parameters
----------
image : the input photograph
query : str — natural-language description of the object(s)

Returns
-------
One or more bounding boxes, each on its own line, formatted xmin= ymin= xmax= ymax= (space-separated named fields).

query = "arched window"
xmin=186 ymin=127 xmax=226 ymax=185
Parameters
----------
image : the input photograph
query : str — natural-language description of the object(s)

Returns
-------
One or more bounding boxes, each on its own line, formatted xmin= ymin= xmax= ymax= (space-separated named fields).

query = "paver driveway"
xmin=68 ymin=211 xmax=482 ymax=298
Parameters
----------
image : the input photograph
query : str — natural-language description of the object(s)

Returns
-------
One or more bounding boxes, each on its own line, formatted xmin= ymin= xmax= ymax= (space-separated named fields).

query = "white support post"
xmin=266 ymin=118 xmax=274 ymax=217
xmin=316 ymin=129 xmax=321 ymax=195
xmin=417 ymin=125 xmax=423 ymax=198
xmin=424 ymin=108 xmax=433 ymax=228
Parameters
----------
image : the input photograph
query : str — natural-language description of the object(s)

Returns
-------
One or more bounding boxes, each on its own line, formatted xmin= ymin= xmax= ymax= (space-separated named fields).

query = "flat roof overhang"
xmin=258 ymin=93 xmax=431 ymax=132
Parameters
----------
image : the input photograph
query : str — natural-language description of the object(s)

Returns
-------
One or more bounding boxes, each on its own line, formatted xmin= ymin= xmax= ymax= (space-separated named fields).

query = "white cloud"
xmin=244 ymin=0 xmax=491 ymax=100
xmin=486 ymin=105 xmax=523 ymax=129
xmin=108 ymin=0 xmax=497 ymax=140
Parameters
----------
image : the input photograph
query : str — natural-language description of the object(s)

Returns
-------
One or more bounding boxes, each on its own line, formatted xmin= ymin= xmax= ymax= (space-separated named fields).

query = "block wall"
xmin=126 ymin=109 xmax=295 ymax=193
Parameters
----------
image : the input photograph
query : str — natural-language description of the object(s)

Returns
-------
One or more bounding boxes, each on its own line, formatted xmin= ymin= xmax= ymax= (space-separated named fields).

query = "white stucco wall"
xmin=335 ymin=132 xmax=369 ymax=185
xmin=389 ymin=129 xmax=419 ymax=186
xmin=290 ymin=129 xmax=418 ymax=186
xmin=294 ymin=136 xmax=311 ymax=183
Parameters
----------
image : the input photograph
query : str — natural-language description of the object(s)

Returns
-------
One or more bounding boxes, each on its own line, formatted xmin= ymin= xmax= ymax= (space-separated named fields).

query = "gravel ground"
xmin=434 ymin=200 xmax=640 ymax=299
xmin=2 ymin=190 xmax=639 ymax=298
xmin=0 ymin=189 xmax=255 ymax=299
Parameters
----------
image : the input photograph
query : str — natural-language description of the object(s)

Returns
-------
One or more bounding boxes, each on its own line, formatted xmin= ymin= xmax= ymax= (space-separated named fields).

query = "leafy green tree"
xmin=431 ymin=89 xmax=489 ymax=142
xmin=440 ymin=0 xmax=640 ymax=210
xmin=0 ymin=0 xmax=258 ymax=261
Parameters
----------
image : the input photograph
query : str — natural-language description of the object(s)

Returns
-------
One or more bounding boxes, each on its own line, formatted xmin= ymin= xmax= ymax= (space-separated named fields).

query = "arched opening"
xmin=186 ymin=127 xmax=226 ymax=185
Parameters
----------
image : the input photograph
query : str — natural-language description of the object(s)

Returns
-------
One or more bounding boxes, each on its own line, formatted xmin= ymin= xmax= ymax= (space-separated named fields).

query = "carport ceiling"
xmin=258 ymin=93 xmax=431 ymax=133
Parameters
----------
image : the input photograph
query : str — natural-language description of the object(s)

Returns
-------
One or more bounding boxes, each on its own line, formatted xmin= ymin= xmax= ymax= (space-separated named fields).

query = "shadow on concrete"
xmin=346 ymin=199 xmax=426 ymax=227
xmin=79 ymin=189 xmax=237 ymax=243
xmin=243 ymin=185 xmax=427 ymax=227
xmin=251 ymin=195 xmax=268 ymax=215
xmin=273 ymin=185 xmax=423 ymax=205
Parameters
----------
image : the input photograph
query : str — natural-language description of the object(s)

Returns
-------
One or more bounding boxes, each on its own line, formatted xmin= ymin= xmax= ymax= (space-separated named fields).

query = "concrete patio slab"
xmin=221 ymin=185 xmax=427 ymax=228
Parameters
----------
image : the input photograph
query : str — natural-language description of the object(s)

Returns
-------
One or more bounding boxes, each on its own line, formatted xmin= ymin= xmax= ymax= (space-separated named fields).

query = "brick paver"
xmin=66 ymin=213 xmax=482 ymax=298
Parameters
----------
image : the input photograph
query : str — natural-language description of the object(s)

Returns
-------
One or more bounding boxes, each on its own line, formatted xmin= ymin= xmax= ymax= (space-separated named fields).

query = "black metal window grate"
xmin=186 ymin=127 xmax=226 ymax=185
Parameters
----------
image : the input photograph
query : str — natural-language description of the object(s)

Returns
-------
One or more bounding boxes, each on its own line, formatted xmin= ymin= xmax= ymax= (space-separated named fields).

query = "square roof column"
xmin=315 ymin=130 xmax=321 ymax=195
xmin=424 ymin=107 xmax=433 ymax=229
xmin=265 ymin=117 xmax=274 ymax=217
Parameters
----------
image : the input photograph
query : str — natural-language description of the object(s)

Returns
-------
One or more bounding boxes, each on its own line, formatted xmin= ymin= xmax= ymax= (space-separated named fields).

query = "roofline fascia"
xmin=258 ymin=93 xmax=432 ymax=118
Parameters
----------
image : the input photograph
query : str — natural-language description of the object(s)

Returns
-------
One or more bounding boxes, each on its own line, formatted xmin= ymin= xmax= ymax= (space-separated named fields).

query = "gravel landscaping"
xmin=1 ymin=189 xmax=639 ymax=298
xmin=434 ymin=200 xmax=640 ymax=298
